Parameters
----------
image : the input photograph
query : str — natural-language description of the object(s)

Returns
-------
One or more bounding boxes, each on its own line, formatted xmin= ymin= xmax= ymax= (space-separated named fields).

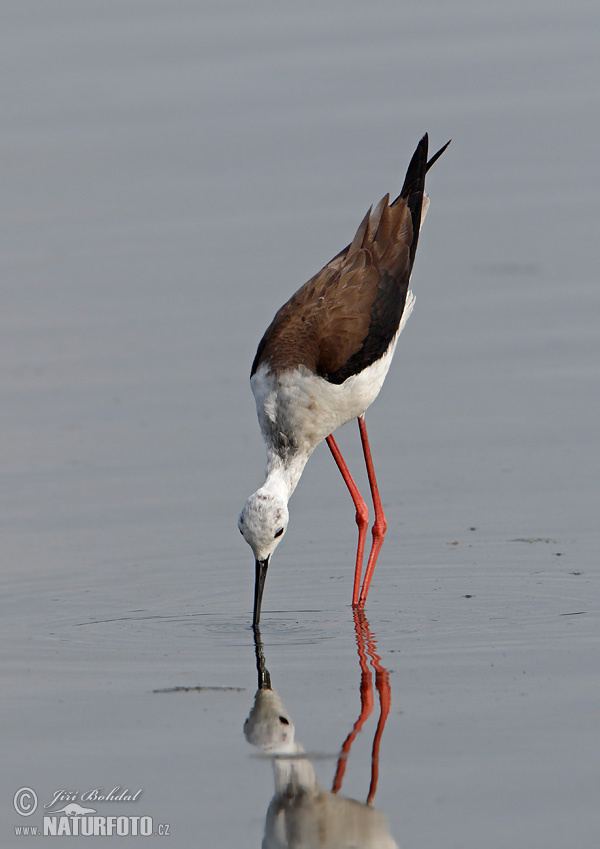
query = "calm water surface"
xmin=2 ymin=2 xmax=599 ymax=846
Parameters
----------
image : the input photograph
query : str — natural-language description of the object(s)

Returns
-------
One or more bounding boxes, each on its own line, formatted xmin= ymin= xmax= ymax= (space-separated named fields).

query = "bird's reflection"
xmin=244 ymin=612 xmax=398 ymax=849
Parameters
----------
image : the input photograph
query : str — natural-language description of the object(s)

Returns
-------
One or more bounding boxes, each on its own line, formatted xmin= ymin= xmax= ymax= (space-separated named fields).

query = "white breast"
xmin=252 ymin=291 xmax=415 ymax=455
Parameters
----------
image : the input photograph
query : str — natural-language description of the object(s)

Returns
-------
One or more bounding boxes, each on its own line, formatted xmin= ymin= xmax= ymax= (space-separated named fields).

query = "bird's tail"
xmin=393 ymin=134 xmax=451 ymax=271
xmin=329 ymin=135 xmax=450 ymax=271
xmin=426 ymin=138 xmax=451 ymax=174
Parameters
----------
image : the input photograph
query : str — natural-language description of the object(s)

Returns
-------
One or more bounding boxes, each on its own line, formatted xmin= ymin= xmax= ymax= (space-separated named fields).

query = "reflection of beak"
xmin=251 ymin=622 xmax=272 ymax=690
xmin=253 ymin=556 xmax=270 ymax=626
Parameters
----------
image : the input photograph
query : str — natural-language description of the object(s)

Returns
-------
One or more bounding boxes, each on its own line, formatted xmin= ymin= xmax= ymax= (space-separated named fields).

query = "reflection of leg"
xmin=357 ymin=415 xmax=387 ymax=606
xmin=331 ymin=611 xmax=374 ymax=794
xmin=364 ymin=623 xmax=391 ymax=805
xmin=326 ymin=434 xmax=369 ymax=605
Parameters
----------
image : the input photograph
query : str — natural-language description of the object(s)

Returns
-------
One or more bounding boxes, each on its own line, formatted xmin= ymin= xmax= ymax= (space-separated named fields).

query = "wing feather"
xmin=251 ymin=135 xmax=449 ymax=383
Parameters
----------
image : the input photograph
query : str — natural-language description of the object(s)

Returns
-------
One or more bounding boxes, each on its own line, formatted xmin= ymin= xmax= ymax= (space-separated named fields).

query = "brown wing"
xmin=250 ymin=194 xmax=413 ymax=381
xmin=251 ymin=134 xmax=449 ymax=383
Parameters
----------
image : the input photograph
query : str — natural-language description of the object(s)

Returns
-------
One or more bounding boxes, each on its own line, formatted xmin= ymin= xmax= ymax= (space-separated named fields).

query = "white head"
xmin=243 ymin=686 xmax=295 ymax=753
xmin=239 ymin=487 xmax=289 ymax=625
xmin=238 ymin=488 xmax=288 ymax=562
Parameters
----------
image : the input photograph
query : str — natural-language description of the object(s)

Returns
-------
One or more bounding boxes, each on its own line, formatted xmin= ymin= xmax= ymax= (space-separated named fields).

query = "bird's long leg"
xmin=331 ymin=610 xmax=373 ymax=794
xmin=357 ymin=414 xmax=387 ymax=606
xmin=363 ymin=618 xmax=391 ymax=805
xmin=325 ymin=434 xmax=369 ymax=605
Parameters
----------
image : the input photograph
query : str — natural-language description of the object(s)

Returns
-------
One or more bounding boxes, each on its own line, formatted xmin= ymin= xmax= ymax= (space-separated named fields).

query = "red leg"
xmin=357 ymin=415 xmax=387 ymax=606
xmin=326 ymin=434 xmax=369 ymax=605
xmin=364 ymin=621 xmax=391 ymax=805
xmin=331 ymin=610 xmax=391 ymax=804
xmin=331 ymin=610 xmax=373 ymax=794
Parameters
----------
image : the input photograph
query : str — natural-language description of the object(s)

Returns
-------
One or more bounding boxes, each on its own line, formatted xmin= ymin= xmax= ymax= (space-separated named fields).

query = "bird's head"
xmin=243 ymin=686 xmax=295 ymax=752
xmin=239 ymin=488 xmax=289 ymax=625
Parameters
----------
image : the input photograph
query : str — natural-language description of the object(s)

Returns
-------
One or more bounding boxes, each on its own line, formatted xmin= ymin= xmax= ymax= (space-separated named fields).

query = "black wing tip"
xmin=400 ymin=135 xmax=429 ymax=199
xmin=393 ymin=134 xmax=450 ymax=206
xmin=396 ymin=134 xmax=450 ymax=270
xmin=426 ymin=138 xmax=452 ymax=173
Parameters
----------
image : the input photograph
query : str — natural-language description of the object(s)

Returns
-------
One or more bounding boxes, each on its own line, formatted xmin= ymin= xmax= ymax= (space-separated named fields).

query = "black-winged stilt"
xmin=239 ymin=134 xmax=450 ymax=625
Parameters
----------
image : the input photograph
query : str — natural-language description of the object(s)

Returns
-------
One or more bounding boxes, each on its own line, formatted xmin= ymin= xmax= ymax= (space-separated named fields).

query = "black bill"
xmin=253 ymin=556 xmax=270 ymax=627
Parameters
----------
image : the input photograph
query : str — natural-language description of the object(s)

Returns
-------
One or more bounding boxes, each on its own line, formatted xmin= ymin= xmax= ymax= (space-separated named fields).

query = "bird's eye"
xmin=279 ymin=715 xmax=290 ymax=725
xmin=274 ymin=527 xmax=284 ymax=538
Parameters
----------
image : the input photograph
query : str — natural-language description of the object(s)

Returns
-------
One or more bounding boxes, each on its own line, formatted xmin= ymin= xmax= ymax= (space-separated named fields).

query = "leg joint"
xmin=372 ymin=514 xmax=387 ymax=538
xmin=355 ymin=504 xmax=369 ymax=528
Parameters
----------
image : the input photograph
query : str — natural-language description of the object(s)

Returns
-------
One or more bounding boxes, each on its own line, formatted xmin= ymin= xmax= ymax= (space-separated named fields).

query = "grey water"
xmin=2 ymin=1 xmax=599 ymax=846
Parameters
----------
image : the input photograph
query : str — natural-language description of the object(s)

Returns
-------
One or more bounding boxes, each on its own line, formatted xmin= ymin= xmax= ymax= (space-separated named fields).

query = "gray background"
xmin=2 ymin=2 xmax=599 ymax=847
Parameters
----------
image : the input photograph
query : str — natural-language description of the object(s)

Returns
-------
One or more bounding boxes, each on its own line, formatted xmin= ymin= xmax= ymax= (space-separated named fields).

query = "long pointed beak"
xmin=253 ymin=556 xmax=270 ymax=627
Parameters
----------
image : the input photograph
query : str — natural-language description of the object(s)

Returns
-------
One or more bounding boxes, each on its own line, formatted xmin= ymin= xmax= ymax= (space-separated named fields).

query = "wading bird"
xmin=239 ymin=134 xmax=449 ymax=625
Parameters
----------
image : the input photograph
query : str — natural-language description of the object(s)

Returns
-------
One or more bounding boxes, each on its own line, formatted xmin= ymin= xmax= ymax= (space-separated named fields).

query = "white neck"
xmin=271 ymin=742 xmax=318 ymax=797
xmin=262 ymin=450 xmax=310 ymax=503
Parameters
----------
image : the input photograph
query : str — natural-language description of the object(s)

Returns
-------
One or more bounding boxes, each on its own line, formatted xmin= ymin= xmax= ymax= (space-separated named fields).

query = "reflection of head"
xmin=244 ymin=688 xmax=295 ymax=752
